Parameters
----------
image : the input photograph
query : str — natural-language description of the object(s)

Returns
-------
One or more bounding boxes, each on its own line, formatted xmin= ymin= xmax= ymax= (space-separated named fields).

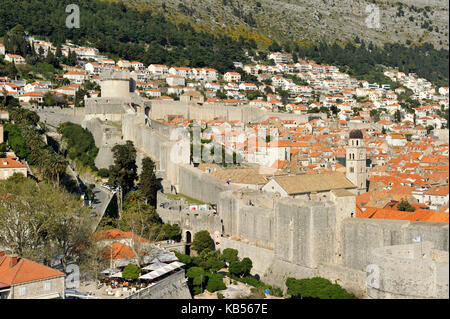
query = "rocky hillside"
xmin=122 ymin=0 xmax=449 ymax=49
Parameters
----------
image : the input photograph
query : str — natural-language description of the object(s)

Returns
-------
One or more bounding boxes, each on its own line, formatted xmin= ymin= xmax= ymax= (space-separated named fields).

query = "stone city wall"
xmin=126 ymin=270 xmax=191 ymax=299
xmin=343 ymin=218 xmax=449 ymax=271
xmin=367 ymin=242 xmax=449 ymax=299
xmin=120 ymin=111 xmax=449 ymax=298
xmin=30 ymin=106 xmax=85 ymax=126
xmin=148 ymin=100 xmax=325 ymax=123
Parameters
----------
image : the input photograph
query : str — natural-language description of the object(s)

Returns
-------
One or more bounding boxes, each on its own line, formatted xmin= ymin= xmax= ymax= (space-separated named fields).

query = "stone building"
xmin=262 ymin=172 xmax=357 ymax=199
xmin=0 ymin=156 xmax=27 ymax=180
xmin=0 ymin=252 xmax=65 ymax=299
xmin=346 ymin=129 xmax=368 ymax=194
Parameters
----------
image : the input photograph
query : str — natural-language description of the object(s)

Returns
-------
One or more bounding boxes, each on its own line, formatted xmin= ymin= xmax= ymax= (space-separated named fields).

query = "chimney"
xmin=9 ymin=255 xmax=19 ymax=267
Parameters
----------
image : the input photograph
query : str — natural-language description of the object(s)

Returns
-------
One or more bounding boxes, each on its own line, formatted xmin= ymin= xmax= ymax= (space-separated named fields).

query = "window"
xmin=19 ymin=286 xmax=26 ymax=296
xmin=350 ymin=167 xmax=354 ymax=173
xmin=44 ymin=282 xmax=51 ymax=291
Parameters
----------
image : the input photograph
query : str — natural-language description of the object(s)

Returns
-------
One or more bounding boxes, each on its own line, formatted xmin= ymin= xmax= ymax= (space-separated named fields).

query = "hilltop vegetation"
xmin=58 ymin=122 xmax=99 ymax=171
xmin=121 ymin=0 xmax=449 ymax=50
xmin=0 ymin=0 xmax=252 ymax=73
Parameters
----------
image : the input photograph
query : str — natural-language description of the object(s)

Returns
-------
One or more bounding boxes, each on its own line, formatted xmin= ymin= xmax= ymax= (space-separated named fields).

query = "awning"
xmin=101 ymin=268 xmax=120 ymax=275
xmin=109 ymin=272 xmax=122 ymax=278
xmin=138 ymin=261 xmax=185 ymax=280
xmin=144 ymin=252 xmax=177 ymax=264
xmin=114 ymin=259 xmax=135 ymax=268
xmin=142 ymin=262 xmax=166 ymax=271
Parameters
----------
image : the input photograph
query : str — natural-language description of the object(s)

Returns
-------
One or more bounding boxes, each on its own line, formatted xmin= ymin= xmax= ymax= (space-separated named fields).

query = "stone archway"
xmin=144 ymin=106 xmax=151 ymax=118
xmin=185 ymin=231 xmax=192 ymax=244
xmin=185 ymin=231 xmax=192 ymax=255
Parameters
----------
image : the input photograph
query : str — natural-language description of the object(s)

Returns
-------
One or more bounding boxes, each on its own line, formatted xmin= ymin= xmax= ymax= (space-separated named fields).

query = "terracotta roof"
xmin=0 ymin=157 xmax=27 ymax=168
xmin=357 ymin=207 xmax=449 ymax=223
xmin=94 ymin=229 xmax=148 ymax=243
xmin=425 ymin=185 xmax=449 ymax=196
xmin=270 ymin=172 xmax=356 ymax=195
xmin=210 ymin=168 xmax=275 ymax=185
xmin=102 ymin=242 xmax=139 ymax=260
xmin=0 ymin=254 xmax=64 ymax=285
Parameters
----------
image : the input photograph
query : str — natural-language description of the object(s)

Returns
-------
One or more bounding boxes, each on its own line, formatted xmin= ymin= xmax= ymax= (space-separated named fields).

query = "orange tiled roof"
xmin=94 ymin=229 xmax=148 ymax=243
xmin=357 ymin=206 xmax=449 ymax=223
xmin=0 ymin=157 xmax=27 ymax=168
xmin=102 ymin=242 xmax=140 ymax=260
xmin=0 ymin=254 xmax=64 ymax=285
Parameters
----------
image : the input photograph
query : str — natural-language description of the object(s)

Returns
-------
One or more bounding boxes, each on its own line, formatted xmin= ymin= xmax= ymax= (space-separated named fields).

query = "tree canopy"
xmin=58 ymin=122 xmax=98 ymax=171
xmin=122 ymin=264 xmax=142 ymax=280
xmin=286 ymin=277 xmax=357 ymax=299
xmin=0 ymin=174 xmax=93 ymax=268
xmin=108 ymin=140 xmax=138 ymax=193
xmin=139 ymin=157 xmax=159 ymax=206
xmin=191 ymin=230 xmax=214 ymax=254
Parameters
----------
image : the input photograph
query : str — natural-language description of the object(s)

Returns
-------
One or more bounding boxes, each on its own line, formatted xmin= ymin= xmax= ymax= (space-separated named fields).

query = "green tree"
xmin=205 ymin=257 xmax=226 ymax=272
xmin=0 ymin=174 xmax=92 ymax=267
xmin=228 ymin=261 xmax=245 ymax=277
xmin=174 ymin=251 xmax=192 ymax=266
xmin=206 ymin=273 xmax=226 ymax=292
xmin=98 ymin=168 xmax=110 ymax=178
xmin=108 ymin=141 xmax=138 ymax=194
xmin=394 ymin=110 xmax=402 ymax=123
xmin=58 ymin=122 xmax=98 ymax=171
xmin=286 ymin=277 xmax=357 ymax=299
xmin=186 ymin=266 xmax=206 ymax=287
xmin=241 ymin=257 xmax=253 ymax=276
xmin=159 ymin=223 xmax=181 ymax=241
xmin=4 ymin=123 xmax=29 ymax=159
xmin=221 ymin=248 xmax=239 ymax=264
xmin=397 ymin=200 xmax=415 ymax=212
xmin=191 ymin=230 xmax=214 ymax=254
xmin=139 ymin=157 xmax=159 ymax=206
xmin=122 ymin=264 xmax=141 ymax=280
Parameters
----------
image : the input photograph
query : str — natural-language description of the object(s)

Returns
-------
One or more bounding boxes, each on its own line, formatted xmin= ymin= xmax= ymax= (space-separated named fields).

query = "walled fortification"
xmin=367 ymin=242 xmax=449 ymax=299
xmin=82 ymin=117 xmax=125 ymax=169
xmin=126 ymin=270 xmax=191 ymax=299
xmin=30 ymin=106 xmax=85 ymax=126
xmin=148 ymin=99 xmax=325 ymax=123
xmin=75 ymin=79 xmax=450 ymax=299
xmin=119 ymin=112 xmax=448 ymax=298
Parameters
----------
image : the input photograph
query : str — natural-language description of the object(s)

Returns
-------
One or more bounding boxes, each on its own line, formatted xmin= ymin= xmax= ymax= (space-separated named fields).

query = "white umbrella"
xmin=169 ymin=261 xmax=185 ymax=268
xmin=109 ymin=271 xmax=122 ymax=278
xmin=142 ymin=262 xmax=166 ymax=271
xmin=101 ymin=268 xmax=120 ymax=275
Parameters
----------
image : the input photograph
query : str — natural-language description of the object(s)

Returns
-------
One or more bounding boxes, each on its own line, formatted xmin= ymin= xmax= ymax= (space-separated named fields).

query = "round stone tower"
xmin=100 ymin=70 xmax=132 ymax=98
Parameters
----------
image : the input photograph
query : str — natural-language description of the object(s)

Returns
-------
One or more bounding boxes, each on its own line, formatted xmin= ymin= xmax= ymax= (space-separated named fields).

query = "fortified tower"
xmin=100 ymin=70 xmax=133 ymax=98
xmin=346 ymin=129 xmax=367 ymax=194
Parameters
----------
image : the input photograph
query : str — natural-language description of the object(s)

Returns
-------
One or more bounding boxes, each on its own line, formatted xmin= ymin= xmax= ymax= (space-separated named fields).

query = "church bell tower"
xmin=346 ymin=129 xmax=367 ymax=194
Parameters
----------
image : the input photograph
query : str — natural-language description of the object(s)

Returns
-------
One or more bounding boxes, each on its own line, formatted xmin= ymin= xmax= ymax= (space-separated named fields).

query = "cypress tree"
xmin=140 ymin=157 xmax=158 ymax=206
